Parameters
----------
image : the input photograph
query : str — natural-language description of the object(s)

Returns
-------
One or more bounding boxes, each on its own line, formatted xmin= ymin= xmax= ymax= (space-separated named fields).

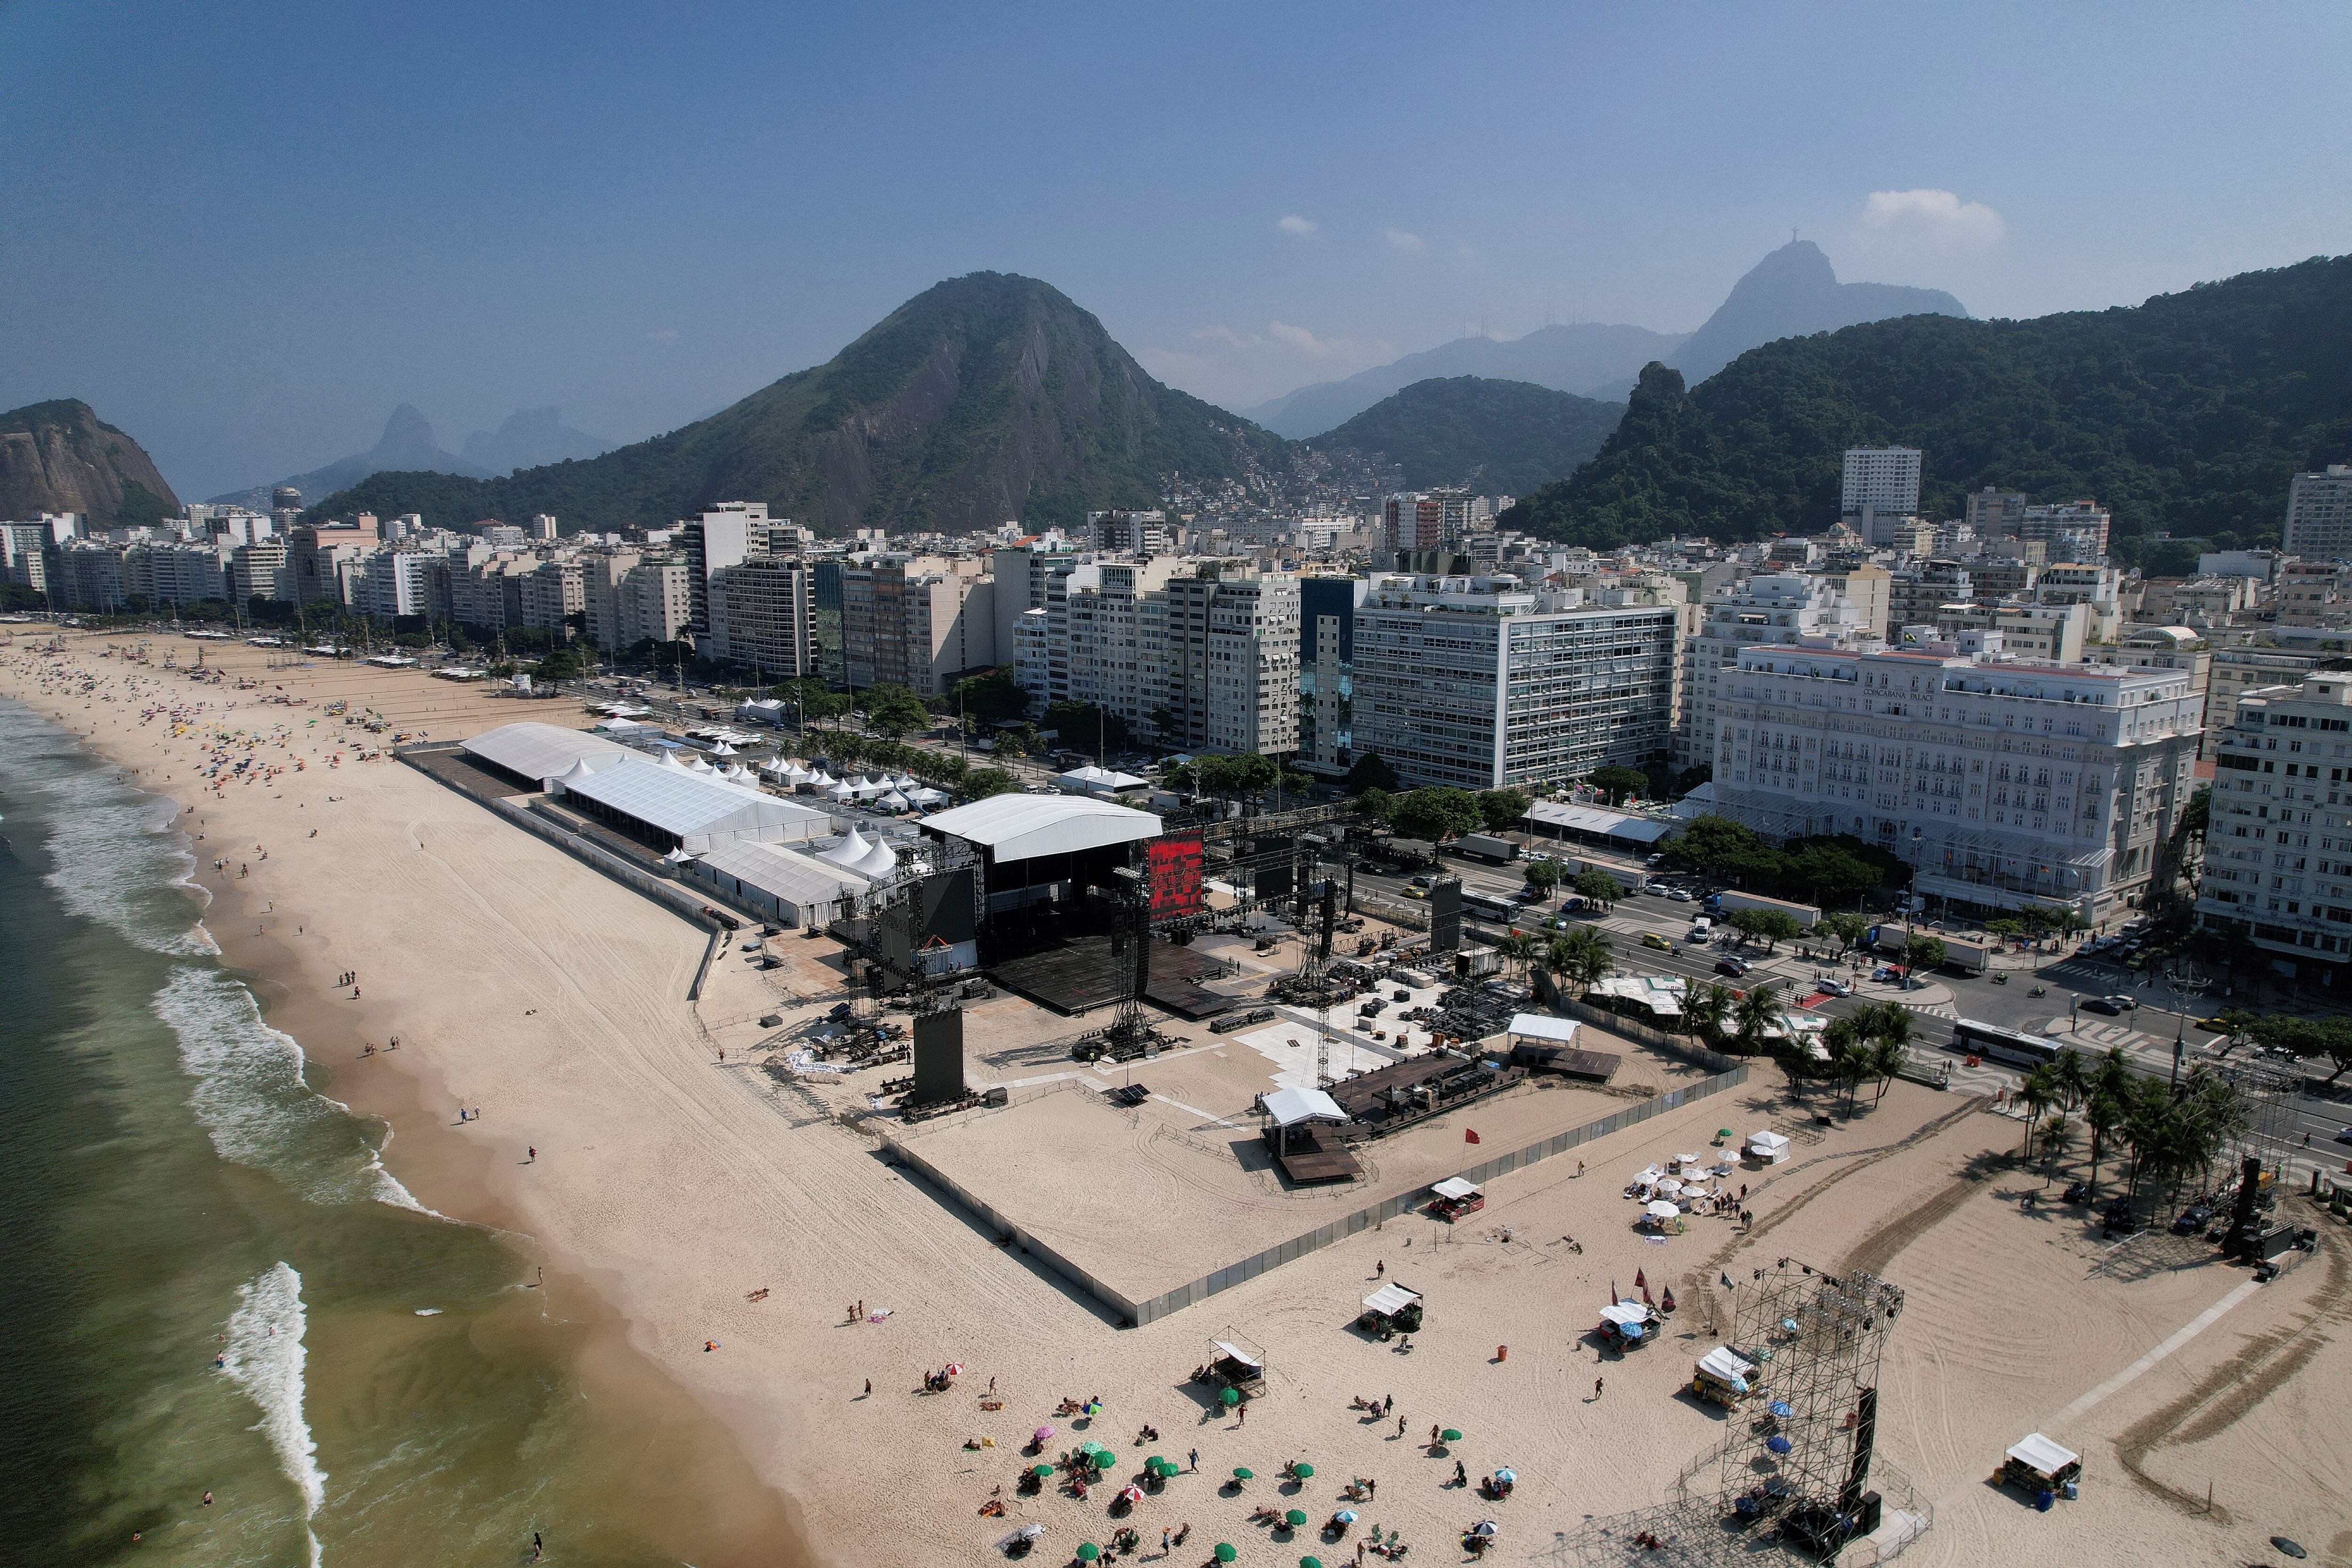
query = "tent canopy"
xmin=2006 ymin=1433 xmax=2080 ymax=1475
xmin=1697 ymin=1346 xmax=1756 ymax=1382
xmin=1746 ymin=1130 xmax=1791 ymax=1153
xmin=1598 ymin=1300 xmax=1650 ymax=1327
xmin=1506 ymin=1013 xmax=1578 ymax=1044
xmin=1210 ymin=1339 xmax=1262 ymax=1369
xmin=1431 ymin=1177 xmax=1481 ymax=1202
xmin=1263 ymin=1086 xmax=1347 ymax=1127
xmin=1362 ymin=1282 xmax=1422 ymax=1315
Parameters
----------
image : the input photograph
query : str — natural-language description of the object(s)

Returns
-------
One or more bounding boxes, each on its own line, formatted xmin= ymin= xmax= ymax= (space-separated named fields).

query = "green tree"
xmin=1390 ymin=787 xmax=1485 ymax=844
xmin=1345 ymin=751 xmax=1402 ymax=795
xmin=1194 ymin=751 xmax=1280 ymax=804
xmin=1041 ymin=700 xmax=1132 ymax=755
xmin=1727 ymin=907 xmax=1802 ymax=952
xmin=1730 ymin=981 xmax=1786 ymax=1060
xmin=1524 ymin=858 xmax=1563 ymax=896
xmin=2083 ymin=1090 xmax=2126 ymax=1197
xmin=1496 ymin=931 xmax=1539 ymax=982
xmin=1681 ymin=981 xmax=1737 ymax=1054
xmin=1475 ymin=788 xmax=1530 ymax=832
xmin=1585 ymin=764 xmax=1649 ymax=805
xmin=1351 ymin=787 xmax=1394 ymax=827
xmin=961 ymin=768 xmax=1021 ymax=800
xmin=2018 ymin=1064 xmax=2061 ymax=1158
xmin=1903 ymin=935 xmax=1947 ymax=979
xmin=947 ymin=666 xmax=1031 ymax=727
xmin=1573 ymin=868 xmax=1622 ymax=909
xmin=1815 ymin=911 xmax=1869 ymax=956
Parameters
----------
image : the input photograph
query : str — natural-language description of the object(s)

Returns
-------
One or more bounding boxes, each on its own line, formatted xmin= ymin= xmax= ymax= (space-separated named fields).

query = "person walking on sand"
xmin=864 ymin=1378 xmax=871 ymax=1396
xmin=1163 ymin=1528 xmax=1172 ymax=1554
xmin=1594 ymin=1377 xmax=1604 ymax=1401
xmin=1188 ymin=1447 xmax=1198 ymax=1472
xmin=1396 ymin=1413 xmax=1406 ymax=1438
xmin=527 ymin=1146 xmax=536 ymax=1162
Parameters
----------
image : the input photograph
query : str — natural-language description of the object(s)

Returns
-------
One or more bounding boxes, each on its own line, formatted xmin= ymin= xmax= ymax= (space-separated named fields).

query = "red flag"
xmin=1611 ymin=1280 xmax=1620 ymax=1305
xmin=1634 ymin=1269 xmax=1648 ymax=1292
xmin=1641 ymin=1280 xmax=1655 ymax=1307
xmin=1464 ymin=1129 xmax=1481 ymax=1144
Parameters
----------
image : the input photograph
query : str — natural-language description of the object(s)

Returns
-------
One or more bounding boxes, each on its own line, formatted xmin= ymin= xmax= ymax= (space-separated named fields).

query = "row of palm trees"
xmin=2013 ymin=1046 xmax=2251 ymax=1203
xmin=1496 ymin=925 xmax=1613 ymax=999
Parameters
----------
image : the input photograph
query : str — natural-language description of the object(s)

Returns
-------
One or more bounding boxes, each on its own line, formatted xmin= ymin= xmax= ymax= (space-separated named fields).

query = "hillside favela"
xmin=5 ymin=8 xmax=2350 ymax=1568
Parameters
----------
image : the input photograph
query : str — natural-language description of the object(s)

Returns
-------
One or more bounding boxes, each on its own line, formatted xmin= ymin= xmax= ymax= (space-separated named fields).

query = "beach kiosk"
xmin=1745 ymin=1129 xmax=1792 ymax=1165
xmin=1427 ymin=1176 xmax=1485 ymax=1221
xmin=1204 ymin=1332 xmax=1269 ymax=1400
xmin=1999 ymin=1433 xmax=2082 ymax=1508
xmin=1691 ymin=1345 xmax=1762 ymax=1408
xmin=1359 ymin=1281 xmax=1424 ymax=1339
xmin=1597 ymin=1298 xmax=1657 ymax=1351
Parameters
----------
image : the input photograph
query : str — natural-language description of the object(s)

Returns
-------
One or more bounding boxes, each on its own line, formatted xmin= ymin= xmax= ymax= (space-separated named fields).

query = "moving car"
xmin=2081 ymin=994 xmax=2136 ymax=1016
xmin=1666 ymin=888 xmax=1695 ymax=902
xmin=2333 ymin=1127 xmax=2352 ymax=1146
xmin=1715 ymin=956 xmax=1752 ymax=977
xmin=1642 ymin=932 xmax=1673 ymax=952
xmin=1812 ymin=977 xmax=1852 ymax=998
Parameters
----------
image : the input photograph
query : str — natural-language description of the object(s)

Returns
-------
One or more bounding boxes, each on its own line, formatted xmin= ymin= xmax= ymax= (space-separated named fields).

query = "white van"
xmin=1689 ymin=916 xmax=1713 ymax=940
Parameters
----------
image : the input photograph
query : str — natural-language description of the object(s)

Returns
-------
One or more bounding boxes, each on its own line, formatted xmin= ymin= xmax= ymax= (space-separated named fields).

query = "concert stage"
xmin=989 ymin=935 xmax=1238 ymax=1020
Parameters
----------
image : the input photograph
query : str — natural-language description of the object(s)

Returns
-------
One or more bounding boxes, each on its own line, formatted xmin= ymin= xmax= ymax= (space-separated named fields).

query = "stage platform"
xmin=989 ymin=936 xmax=1239 ymax=1020
xmin=1272 ymin=1125 xmax=1364 ymax=1185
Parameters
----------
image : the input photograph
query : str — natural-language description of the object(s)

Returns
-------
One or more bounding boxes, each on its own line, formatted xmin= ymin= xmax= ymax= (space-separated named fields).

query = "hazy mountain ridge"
xmin=306 ymin=273 xmax=1301 ymax=535
xmin=1503 ymin=253 xmax=2352 ymax=554
xmin=1303 ymin=377 xmax=1624 ymax=494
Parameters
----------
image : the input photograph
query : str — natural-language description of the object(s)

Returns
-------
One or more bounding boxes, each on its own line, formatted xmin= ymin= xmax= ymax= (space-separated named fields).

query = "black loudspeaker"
xmin=1841 ymin=1386 xmax=1878 ymax=1512
xmin=1428 ymin=877 xmax=1462 ymax=953
xmin=911 ymin=1009 xmax=966 ymax=1105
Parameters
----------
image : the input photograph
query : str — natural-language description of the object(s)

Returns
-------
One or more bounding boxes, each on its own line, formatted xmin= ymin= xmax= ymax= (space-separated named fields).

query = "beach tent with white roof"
xmin=820 ymin=826 xmax=871 ymax=869
xmin=876 ymin=789 xmax=910 ymax=812
xmin=462 ymin=721 xmax=632 ymax=791
xmin=1745 ymin=1130 xmax=1791 ymax=1164
xmin=851 ymin=835 xmax=899 ymax=879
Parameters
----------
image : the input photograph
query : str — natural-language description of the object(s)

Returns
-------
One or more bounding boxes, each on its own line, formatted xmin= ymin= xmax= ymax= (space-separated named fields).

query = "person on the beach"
xmin=1594 ymin=1377 xmax=1604 ymax=1400
xmin=1396 ymin=1414 xmax=1406 ymax=1437
xmin=532 ymin=1531 xmax=543 ymax=1560
xmin=528 ymin=1146 xmax=536 ymax=1162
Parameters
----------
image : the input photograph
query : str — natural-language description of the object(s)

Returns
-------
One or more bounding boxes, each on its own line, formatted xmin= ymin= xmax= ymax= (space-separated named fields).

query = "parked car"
xmin=1666 ymin=888 xmax=1695 ymax=903
xmin=2080 ymin=996 xmax=2126 ymax=1016
xmin=1715 ymin=956 xmax=1752 ymax=978
xmin=1871 ymin=965 xmax=1906 ymax=983
xmin=1642 ymin=932 xmax=1673 ymax=952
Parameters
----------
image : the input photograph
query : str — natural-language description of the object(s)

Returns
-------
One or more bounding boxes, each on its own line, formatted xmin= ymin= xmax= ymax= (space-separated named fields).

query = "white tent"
xmin=1507 ymin=1013 xmax=1579 ymax=1046
xmin=1431 ymin=1177 xmax=1480 ymax=1202
xmin=712 ymin=741 xmax=738 ymax=757
xmin=662 ymin=846 xmax=697 ymax=865
xmin=877 ymin=790 xmax=910 ymax=812
xmin=1262 ymin=1085 xmax=1347 ymax=1127
xmin=2005 ymin=1433 xmax=2080 ymax=1477
xmin=657 ymin=747 xmax=690 ymax=769
xmin=1697 ymin=1346 xmax=1756 ymax=1388
xmin=893 ymin=773 xmax=922 ymax=791
xmin=851 ymin=836 xmax=899 ymax=879
xmin=1746 ymin=1130 xmax=1791 ymax=1163
xmin=826 ymin=781 xmax=857 ymax=802
xmin=820 ymin=826 xmax=871 ymax=868
xmin=1362 ymin=1282 xmax=1422 ymax=1316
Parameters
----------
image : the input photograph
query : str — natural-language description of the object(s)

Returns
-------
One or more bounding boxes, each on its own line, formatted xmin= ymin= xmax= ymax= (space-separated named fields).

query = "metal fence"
xmin=884 ymin=1064 xmax=1748 ymax=1328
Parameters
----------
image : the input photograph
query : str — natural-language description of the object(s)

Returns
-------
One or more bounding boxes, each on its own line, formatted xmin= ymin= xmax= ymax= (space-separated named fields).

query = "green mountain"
xmin=0 ymin=399 xmax=180 ymax=529
xmin=1505 ymin=254 xmax=2352 ymax=558
xmin=308 ymin=273 xmax=1296 ymax=534
xmin=1304 ymin=376 xmax=1624 ymax=494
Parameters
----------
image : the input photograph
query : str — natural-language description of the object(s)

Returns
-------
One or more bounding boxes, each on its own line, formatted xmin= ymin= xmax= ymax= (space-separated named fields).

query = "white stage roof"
xmin=694 ymin=837 xmax=867 ymax=909
xmin=1506 ymin=1013 xmax=1580 ymax=1044
xmin=1526 ymin=800 xmax=1673 ymax=846
xmin=1262 ymin=1086 xmax=1347 ymax=1127
xmin=562 ymin=758 xmax=832 ymax=849
xmin=464 ymin=722 xmax=631 ymax=785
xmin=920 ymin=794 xmax=1161 ymax=861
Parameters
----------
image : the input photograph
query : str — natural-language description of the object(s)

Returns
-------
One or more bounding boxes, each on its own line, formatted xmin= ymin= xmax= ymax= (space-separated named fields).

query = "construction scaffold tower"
xmin=1709 ymin=1258 xmax=1906 ymax=1558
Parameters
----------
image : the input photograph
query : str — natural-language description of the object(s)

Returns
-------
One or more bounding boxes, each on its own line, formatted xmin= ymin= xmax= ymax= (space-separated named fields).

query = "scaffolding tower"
xmin=1713 ymin=1258 xmax=1905 ymax=1558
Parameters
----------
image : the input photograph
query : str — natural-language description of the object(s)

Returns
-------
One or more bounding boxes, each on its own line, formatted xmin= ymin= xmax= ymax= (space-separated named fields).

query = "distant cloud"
xmin=1861 ymin=188 xmax=2004 ymax=249
xmin=1138 ymin=318 xmax=1397 ymax=411
xmin=646 ymin=328 xmax=680 ymax=342
xmin=1277 ymin=214 xmax=1318 ymax=237
xmin=1384 ymin=227 xmax=1425 ymax=252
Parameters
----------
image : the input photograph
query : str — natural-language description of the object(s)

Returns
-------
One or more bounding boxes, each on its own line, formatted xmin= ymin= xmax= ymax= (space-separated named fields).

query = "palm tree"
xmin=2053 ymin=1048 xmax=2090 ymax=1113
xmin=2082 ymin=1090 xmax=2124 ymax=1197
xmin=2017 ymin=1064 xmax=2061 ymax=1157
xmin=1868 ymin=1034 xmax=1910 ymax=1107
xmin=1547 ymin=925 xmax=1613 ymax=999
xmin=1682 ymin=981 xmax=1736 ymax=1054
xmin=1826 ymin=1016 xmax=1874 ymax=1118
xmin=1731 ymin=981 xmax=1787 ymax=1059
xmin=1497 ymin=931 xmax=1538 ymax=983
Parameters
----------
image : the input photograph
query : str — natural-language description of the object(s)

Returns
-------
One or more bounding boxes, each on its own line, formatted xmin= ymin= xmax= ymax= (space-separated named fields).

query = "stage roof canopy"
xmin=562 ymin=758 xmax=831 ymax=849
xmin=1526 ymin=800 xmax=1673 ymax=846
xmin=920 ymin=794 xmax=1161 ymax=862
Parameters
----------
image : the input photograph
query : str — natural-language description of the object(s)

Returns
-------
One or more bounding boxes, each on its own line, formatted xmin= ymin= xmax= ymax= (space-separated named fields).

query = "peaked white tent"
xmin=851 ymin=836 xmax=899 ymax=878
xmin=820 ymin=826 xmax=871 ymax=868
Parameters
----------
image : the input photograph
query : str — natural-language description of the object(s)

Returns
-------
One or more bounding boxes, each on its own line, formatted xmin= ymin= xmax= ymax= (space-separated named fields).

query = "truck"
xmin=1453 ymin=833 xmax=1521 ymax=864
xmin=1710 ymin=890 xmax=1822 ymax=929
xmin=1864 ymin=925 xmax=1989 ymax=974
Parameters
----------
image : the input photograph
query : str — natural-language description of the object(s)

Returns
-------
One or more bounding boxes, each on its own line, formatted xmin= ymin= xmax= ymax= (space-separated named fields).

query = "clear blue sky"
xmin=4 ymin=0 xmax=2346 ymax=499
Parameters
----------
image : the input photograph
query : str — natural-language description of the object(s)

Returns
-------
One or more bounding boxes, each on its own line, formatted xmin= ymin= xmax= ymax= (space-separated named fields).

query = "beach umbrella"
xmin=1494 ymin=1468 xmax=1516 ymax=1484
xmin=1033 ymin=1464 xmax=1055 ymax=1478
xmin=944 ymin=1363 xmax=964 ymax=1377
xmin=1766 ymin=1435 xmax=1793 ymax=1455
xmin=1333 ymin=1510 xmax=1357 ymax=1525
xmin=1232 ymin=1466 xmax=1255 ymax=1480
xmin=1091 ymin=1450 xmax=1118 ymax=1471
xmin=1768 ymin=1401 xmax=1792 ymax=1418
xmin=1215 ymin=1546 xmax=1238 ymax=1564
xmin=1036 ymin=1425 xmax=1056 ymax=1442
xmin=1645 ymin=1200 xmax=1680 ymax=1219
xmin=1290 ymin=1462 xmax=1313 ymax=1478
xmin=1621 ymin=1322 xmax=1643 ymax=1342
xmin=1302 ymin=1558 xmax=1325 ymax=1568
xmin=1219 ymin=1388 xmax=1241 ymax=1407
xmin=1077 ymin=1544 xmax=1102 ymax=1562
xmin=1717 ymin=1128 xmax=1734 ymax=1139
xmin=1441 ymin=1428 xmax=1463 ymax=1443
xmin=1283 ymin=1510 xmax=1309 ymax=1528
xmin=1473 ymin=1521 xmax=1496 ymax=1538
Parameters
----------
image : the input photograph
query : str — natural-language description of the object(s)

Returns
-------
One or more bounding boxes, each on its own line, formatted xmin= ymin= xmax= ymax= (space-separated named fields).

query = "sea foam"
xmin=223 ymin=1262 xmax=326 ymax=1568
xmin=35 ymin=768 xmax=218 ymax=955
xmin=153 ymin=966 xmax=434 ymax=1214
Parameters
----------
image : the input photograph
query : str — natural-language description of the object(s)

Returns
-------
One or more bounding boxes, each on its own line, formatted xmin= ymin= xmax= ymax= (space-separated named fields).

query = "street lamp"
xmin=2165 ymin=963 xmax=2210 ymax=1086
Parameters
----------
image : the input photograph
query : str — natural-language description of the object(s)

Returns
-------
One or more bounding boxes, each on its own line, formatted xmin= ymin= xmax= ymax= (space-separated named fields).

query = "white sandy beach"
xmin=8 ymin=627 xmax=2348 ymax=1568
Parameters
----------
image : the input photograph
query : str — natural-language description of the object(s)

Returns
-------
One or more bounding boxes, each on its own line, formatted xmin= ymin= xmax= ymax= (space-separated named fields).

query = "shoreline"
xmin=0 ymin=652 xmax=813 ymax=1568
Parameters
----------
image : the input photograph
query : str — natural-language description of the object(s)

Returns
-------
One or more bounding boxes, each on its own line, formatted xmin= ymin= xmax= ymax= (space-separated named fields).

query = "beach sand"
xmin=9 ymin=626 xmax=2348 ymax=1568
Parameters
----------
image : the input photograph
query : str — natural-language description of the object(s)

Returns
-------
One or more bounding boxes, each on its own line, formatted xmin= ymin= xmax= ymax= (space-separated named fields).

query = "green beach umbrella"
xmin=1302 ymin=1559 xmax=1325 ymax=1568
xmin=1290 ymin=1461 xmax=1314 ymax=1478
xmin=1441 ymin=1428 xmax=1463 ymax=1443
xmin=1232 ymin=1466 xmax=1255 ymax=1480
xmin=1090 ymin=1450 xmax=1117 ymax=1471
xmin=1284 ymin=1509 xmax=1309 ymax=1528
xmin=1033 ymin=1464 xmax=1054 ymax=1477
xmin=1078 ymin=1545 xmax=1102 ymax=1563
xmin=1215 ymin=1546 xmax=1238 ymax=1564
xmin=1220 ymin=1387 xmax=1241 ymax=1407
xmin=1718 ymin=1128 xmax=1733 ymax=1138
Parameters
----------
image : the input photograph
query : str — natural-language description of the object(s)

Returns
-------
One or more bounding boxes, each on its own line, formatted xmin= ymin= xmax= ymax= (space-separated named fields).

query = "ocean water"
xmin=0 ymin=699 xmax=795 ymax=1567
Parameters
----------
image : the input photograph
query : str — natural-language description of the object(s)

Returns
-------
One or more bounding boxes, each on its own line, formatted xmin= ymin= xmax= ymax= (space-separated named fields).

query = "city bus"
xmin=1950 ymin=1018 xmax=2066 ymax=1070
xmin=1462 ymin=891 xmax=1520 ymax=924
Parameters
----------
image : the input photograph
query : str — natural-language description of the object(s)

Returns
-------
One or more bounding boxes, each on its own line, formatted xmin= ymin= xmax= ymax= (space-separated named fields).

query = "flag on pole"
xmin=1464 ymin=1129 xmax=1481 ymax=1144
xmin=1720 ymin=1271 xmax=1735 ymax=1290
xmin=1634 ymin=1269 xmax=1648 ymax=1292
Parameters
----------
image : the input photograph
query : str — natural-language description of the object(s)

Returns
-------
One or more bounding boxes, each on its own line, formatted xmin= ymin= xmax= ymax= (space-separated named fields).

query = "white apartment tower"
xmin=1841 ymin=447 xmax=1923 ymax=520
xmin=2195 ymin=674 xmax=2352 ymax=972
xmin=2283 ymin=465 xmax=2352 ymax=559
xmin=1675 ymin=573 xmax=1866 ymax=767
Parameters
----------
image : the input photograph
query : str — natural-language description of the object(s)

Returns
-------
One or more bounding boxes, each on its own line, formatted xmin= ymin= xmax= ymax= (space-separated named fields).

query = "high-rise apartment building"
xmin=2283 ymin=465 xmax=2352 ymax=559
xmin=616 ymin=560 xmax=694 ymax=649
xmin=1086 ymin=509 xmax=1178 ymax=554
xmin=230 ymin=537 xmax=290 ymax=605
xmin=1841 ymin=447 xmax=1923 ymax=520
xmin=530 ymin=514 xmax=559 ymax=542
xmin=1674 ymin=574 xmax=1867 ymax=768
xmin=709 ymin=556 xmax=818 ymax=678
xmin=2196 ymin=674 xmax=2352 ymax=971
xmin=681 ymin=502 xmax=762 ymax=639
xmin=1143 ymin=564 xmax=1300 ymax=755
xmin=1349 ymin=575 xmax=1676 ymax=790
xmin=1964 ymin=488 xmax=2028 ymax=538
xmin=581 ymin=549 xmax=644 ymax=651
xmin=1297 ymin=576 xmax=1366 ymax=774
xmin=1701 ymin=636 xmax=2200 ymax=918
xmin=2018 ymin=500 xmax=2110 ymax=562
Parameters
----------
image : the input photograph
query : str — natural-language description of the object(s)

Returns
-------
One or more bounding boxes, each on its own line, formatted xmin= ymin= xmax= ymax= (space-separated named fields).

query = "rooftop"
xmin=919 ymin=793 xmax=1162 ymax=860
